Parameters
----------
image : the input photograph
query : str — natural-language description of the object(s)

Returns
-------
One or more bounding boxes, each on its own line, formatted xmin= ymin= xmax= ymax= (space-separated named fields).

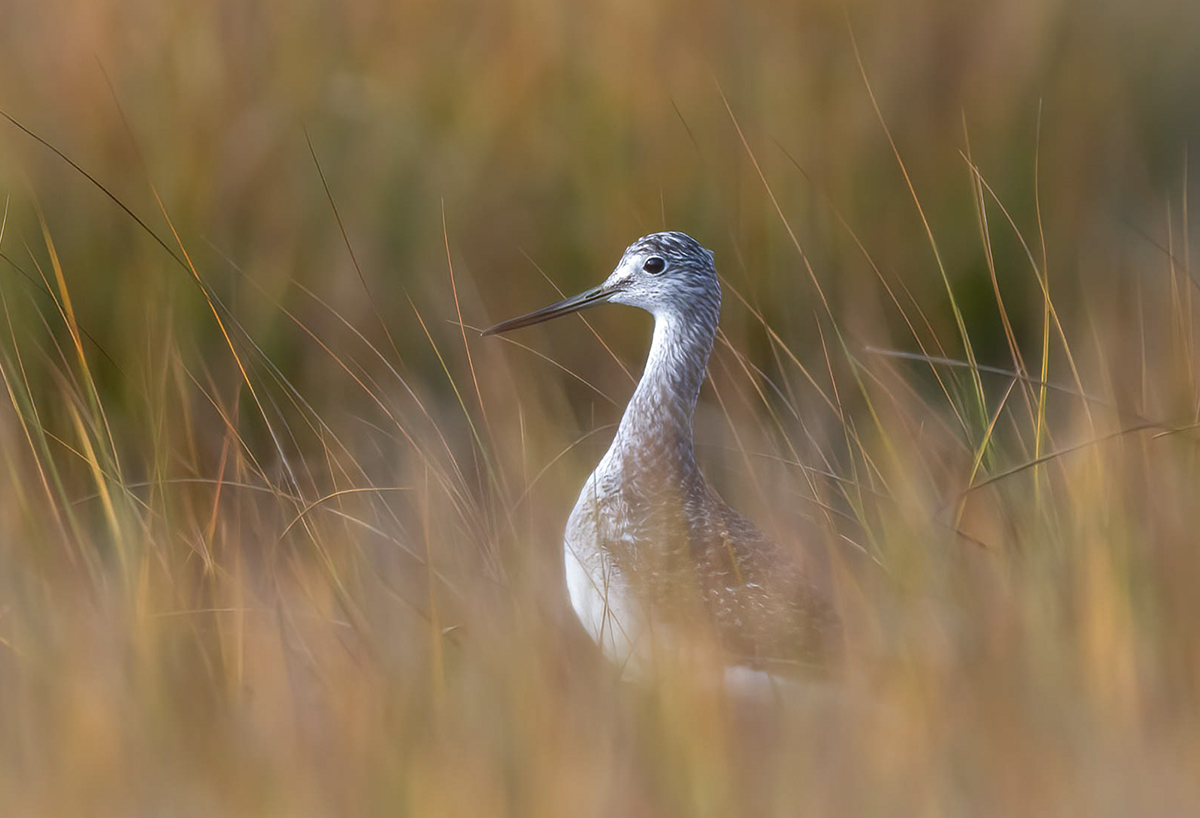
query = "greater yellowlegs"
xmin=484 ymin=232 xmax=840 ymax=677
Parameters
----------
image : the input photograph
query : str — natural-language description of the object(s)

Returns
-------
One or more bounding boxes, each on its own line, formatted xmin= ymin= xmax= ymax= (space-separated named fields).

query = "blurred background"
xmin=1 ymin=0 xmax=1199 ymax=815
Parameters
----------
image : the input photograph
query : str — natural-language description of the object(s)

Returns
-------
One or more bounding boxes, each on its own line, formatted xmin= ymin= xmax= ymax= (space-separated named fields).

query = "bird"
xmin=483 ymin=232 xmax=841 ymax=681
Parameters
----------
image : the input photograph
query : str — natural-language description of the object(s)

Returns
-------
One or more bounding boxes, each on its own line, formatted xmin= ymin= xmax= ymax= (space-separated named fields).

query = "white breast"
xmin=563 ymin=474 xmax=648 ymax=674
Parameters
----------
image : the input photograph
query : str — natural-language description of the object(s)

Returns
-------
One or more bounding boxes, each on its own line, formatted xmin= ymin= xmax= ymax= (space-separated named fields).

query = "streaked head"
xmin=482 ymin=232 xmax=719 ymax=336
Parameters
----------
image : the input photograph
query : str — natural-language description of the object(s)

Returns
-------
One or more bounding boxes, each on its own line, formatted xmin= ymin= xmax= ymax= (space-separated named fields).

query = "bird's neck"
xmin=609 ymin=307 xmax=718 ymax=477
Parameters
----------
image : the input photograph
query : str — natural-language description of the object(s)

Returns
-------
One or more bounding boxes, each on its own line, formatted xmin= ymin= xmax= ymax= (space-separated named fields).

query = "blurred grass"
xmin=2 ymin=0 xmax=1200 ymax=815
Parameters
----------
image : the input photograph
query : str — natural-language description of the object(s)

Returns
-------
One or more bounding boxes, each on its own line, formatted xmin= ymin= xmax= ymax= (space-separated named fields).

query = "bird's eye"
xmin=642 ymin=256 xmax=667 ymax=275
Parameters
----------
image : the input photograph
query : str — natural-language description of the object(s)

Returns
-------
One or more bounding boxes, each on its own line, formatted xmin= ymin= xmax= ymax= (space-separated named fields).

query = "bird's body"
xmin=485 ymin=232 xmax=839 ymax=678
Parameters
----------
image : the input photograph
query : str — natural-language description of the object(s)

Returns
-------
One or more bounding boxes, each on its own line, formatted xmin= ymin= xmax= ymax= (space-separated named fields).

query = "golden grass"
xmin=1 ymin=0 xmax=1200 ymax=814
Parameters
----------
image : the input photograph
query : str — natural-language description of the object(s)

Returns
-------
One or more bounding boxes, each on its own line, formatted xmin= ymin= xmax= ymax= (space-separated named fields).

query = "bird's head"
xmin=483 ymin=232 xmax=719 ymax=336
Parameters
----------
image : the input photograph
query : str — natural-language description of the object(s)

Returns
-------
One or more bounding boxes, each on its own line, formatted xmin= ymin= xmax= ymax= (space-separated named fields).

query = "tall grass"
xmin=1 ymin=0 xmax=1199 ymax=814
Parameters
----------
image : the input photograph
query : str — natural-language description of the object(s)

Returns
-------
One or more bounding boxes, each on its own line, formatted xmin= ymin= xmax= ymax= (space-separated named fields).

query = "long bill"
xmin=481 ymin=283 xmax=619 ymax=336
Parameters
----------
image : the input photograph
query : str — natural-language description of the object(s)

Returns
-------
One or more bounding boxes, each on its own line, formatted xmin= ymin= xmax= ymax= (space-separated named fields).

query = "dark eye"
xmin=642 ymin=256 xmax=667 ymax=275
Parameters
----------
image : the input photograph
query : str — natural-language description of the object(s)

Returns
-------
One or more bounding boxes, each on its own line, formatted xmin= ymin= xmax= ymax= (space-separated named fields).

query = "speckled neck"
xmin=609 ymin=296 xmax=720 ymax=479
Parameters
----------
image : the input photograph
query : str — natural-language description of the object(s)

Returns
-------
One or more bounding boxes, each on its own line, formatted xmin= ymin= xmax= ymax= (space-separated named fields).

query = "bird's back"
xmin=686 ymin=490 xmax=841 ymax=672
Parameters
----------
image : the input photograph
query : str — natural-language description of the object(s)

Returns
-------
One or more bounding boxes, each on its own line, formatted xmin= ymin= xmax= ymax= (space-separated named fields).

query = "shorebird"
xmin=484 ymin=232 xmax=840 ymax=679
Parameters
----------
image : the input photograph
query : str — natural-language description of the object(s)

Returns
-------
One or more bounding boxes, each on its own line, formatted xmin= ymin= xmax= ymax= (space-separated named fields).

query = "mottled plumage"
xmin=485 ymin=232 xmax=840 ymax=677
